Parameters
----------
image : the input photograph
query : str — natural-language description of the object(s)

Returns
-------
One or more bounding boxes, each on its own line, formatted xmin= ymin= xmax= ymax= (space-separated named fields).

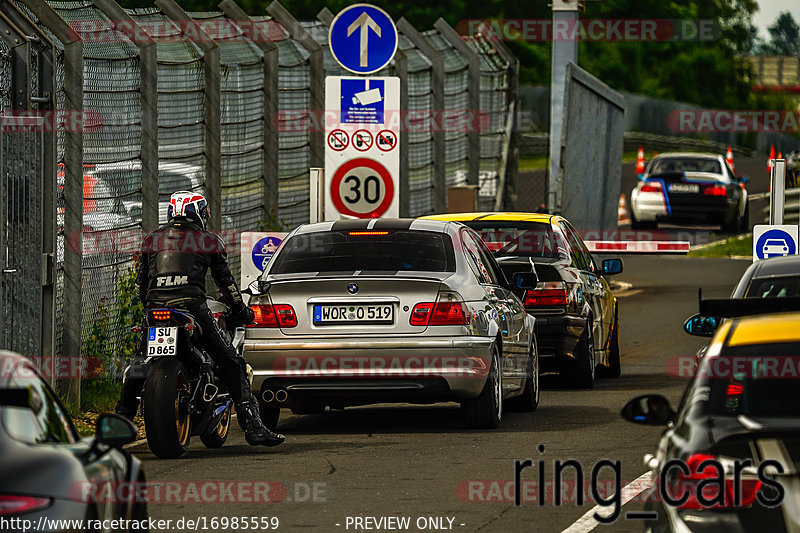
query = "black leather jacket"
xmin=136 ymin=218 xmax=246 ymax=313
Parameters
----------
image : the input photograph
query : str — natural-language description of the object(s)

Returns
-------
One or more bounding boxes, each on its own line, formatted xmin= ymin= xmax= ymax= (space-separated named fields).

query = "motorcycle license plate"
xmin=147 ymin=327 xmax=178 ymax=356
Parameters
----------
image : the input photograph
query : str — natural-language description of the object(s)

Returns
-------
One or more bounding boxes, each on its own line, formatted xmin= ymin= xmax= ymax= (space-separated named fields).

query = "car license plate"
xmin=147 ymin=327 xmax=177 ymax=356
xmin=669 ymin=183 xmax=699 ymax=193
xmin=313 ymin=304 xmax=394 ymax=325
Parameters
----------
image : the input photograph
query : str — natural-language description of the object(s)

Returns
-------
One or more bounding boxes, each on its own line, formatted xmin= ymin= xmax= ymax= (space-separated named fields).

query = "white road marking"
xmin=561 ymin=471 xmax=652 ymax=533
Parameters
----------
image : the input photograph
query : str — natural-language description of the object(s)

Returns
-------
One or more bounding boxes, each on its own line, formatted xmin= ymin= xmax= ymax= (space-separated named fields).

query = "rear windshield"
xmin=746 ymin=276 xmax=800 ymax=298
xmin=269 ymin=230 xmax=456 ymax=274
xmin=460 ymin=221 xmax=558 ymax=259
xmin=649 ymin=157 xmax=721 ymax=175
xmin=700 ymin=345 xmax=800 ymax=418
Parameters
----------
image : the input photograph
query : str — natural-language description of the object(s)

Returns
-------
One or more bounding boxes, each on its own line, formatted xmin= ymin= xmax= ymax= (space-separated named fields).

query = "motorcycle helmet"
xmin=167 ymin=191 xmax=210 ymax=229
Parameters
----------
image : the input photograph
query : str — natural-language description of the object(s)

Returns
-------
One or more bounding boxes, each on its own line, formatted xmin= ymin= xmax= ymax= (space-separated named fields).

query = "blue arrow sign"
xmin=329 ymin=4 xmax=398 ymax=75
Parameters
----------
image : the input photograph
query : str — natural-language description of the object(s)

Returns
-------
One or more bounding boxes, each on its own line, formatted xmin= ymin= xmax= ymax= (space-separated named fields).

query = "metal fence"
xmin=0 ymin=1 xmax=518 ymax=398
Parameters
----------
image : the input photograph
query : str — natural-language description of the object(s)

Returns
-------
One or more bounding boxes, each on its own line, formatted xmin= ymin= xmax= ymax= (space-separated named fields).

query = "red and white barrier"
xmin=585 ymin=240 xmax=690 ymax=254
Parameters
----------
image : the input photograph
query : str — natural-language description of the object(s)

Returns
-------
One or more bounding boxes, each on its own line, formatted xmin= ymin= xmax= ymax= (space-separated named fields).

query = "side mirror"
xmin=95 ymin=413 xmax=138 ymax=448
xmin=243 ymin=280 xmax=271 ymax=296
xmin=512 ymin=271 xmax=537 ymax=290
xmin=683 ymin=313 xmax=719 ymax=337
xmin=738 ymin=176 xmax=749 ymax=184
xmin=621 ymin=394 xmax=676 ymax=426
xmin=602 ymin=258 xmax=623 ymax=275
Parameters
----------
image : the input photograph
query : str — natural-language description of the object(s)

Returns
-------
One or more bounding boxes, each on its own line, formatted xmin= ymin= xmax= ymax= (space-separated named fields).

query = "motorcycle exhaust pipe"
xmin=262 ymin=390 xmax=275 ymax=403
xmin=275 ymin=390 xmax=288 ymax=403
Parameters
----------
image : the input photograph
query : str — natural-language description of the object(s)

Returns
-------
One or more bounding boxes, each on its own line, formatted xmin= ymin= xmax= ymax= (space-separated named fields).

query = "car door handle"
xmin=2 ymin=269 xmax=16 ymax=274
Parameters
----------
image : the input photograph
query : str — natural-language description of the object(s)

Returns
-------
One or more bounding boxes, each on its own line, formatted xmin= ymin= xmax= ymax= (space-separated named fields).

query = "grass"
xmin=688 ymin=233 xmax=753 ymax=258
xmin=519 ymin=150 xmax=639 ymax=171
xmin=65 ymin=380 xmax=131 ymax=437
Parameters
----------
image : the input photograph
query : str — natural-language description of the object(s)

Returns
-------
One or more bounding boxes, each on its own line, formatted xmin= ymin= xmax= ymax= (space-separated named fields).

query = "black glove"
xmin=234 ymin=305 xmax=256 ymax=326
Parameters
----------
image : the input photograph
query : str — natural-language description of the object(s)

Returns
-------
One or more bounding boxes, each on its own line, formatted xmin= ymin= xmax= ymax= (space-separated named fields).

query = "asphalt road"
xmin=130 ymin=255 xmax=752 ymax=533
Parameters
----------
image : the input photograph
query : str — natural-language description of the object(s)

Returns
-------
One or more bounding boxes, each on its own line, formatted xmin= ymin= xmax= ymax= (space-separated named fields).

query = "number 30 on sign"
xmin=329 ymin=157 xmax=396 ymax=218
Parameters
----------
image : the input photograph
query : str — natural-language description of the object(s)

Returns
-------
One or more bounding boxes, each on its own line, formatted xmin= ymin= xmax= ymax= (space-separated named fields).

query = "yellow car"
xmin=422 ymin=212 xmax=624 ymax=388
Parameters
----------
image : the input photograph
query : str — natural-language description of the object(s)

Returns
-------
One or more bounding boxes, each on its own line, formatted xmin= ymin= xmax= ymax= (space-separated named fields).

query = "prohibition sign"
xmin=330 ymin=157 xmax=394 ymax=218
xmin=327 ymin=129 xmax=349 ymax=151
xmin=352 ymin=129 xmax=373 ymax=151
xmin=376 ymin=129 xmax=397 ymax=152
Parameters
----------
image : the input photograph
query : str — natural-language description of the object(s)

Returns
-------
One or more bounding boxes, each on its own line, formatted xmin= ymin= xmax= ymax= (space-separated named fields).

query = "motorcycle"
xmin=136 ymin=298 xmax=246 ymax=459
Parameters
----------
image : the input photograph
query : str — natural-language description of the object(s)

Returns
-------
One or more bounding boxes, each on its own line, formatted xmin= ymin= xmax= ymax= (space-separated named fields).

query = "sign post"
xmin=324 ymin=4 xmax=400 ymax=221
xmin=239 ymin=232 xmax=288 ymax=290
xmin=769 ymin=159 xmax=786 ymax=225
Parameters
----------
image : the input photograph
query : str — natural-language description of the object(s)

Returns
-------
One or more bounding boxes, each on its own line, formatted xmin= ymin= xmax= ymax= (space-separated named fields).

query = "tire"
xmin=740 ymin=202 xmax=750 ymax=233
xmin=565 ymin=319 xmax=595 ymax=389
xmin=461 ymin=346 xmax=502 ymax=428
xmin=199 ymin=403 xmax=232 ymax=448
xmin=506 ymin=343 xmax=539 ymax=412
xmin=258 ymin=396 xmax=281 ymax=429
xmin=142 ymin=358 xmax=192 ymax=459
xmin=602 ymin=310 xmax=621 ymax=378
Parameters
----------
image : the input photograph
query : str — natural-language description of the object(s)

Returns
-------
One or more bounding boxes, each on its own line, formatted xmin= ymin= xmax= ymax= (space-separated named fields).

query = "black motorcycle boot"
xmin=114 ymin=402 xmax=138 ymax=422
xmin=236 ymin=396 xmax=285 ymax=446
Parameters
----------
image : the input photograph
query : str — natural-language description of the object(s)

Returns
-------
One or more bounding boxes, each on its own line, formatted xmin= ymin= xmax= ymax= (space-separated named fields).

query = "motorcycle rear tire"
xmin=143 ymin=358 xmax=192 ymax=458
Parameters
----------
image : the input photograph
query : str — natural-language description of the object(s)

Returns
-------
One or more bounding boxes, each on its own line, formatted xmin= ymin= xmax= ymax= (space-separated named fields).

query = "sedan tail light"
xmin=0 ymin=495 xmax=52 ymax=516
xmin=249 ymin=304 xmax=297 ymax=328
xmin=670 ymin=453 xmax=762 ymax=509
xmin=524 ymin=282 xmax=568 ymax=308
xmin=640 ymin=181 xmax=662 ymax=193
xmin=704 ymin=185 xmax=727 ymax=196
xmin=410 ymin=292 xmax=469 ymax=326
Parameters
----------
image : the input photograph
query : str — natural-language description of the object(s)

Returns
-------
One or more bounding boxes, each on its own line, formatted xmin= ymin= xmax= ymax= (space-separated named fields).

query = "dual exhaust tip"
xmin=262 ymin=389 xmax=287 ymax=403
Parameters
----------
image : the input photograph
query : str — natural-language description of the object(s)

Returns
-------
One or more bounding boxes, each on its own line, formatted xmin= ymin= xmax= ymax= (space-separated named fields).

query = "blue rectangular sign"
xmin=341 ymin=79 xmax=384 ymax=124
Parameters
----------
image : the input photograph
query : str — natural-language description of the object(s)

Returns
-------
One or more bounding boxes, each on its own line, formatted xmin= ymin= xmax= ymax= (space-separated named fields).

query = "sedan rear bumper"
xmin=243 ymin=336 xmax=494 ymax=400
xmin=534 ymin=315 xmax=587 ymax=371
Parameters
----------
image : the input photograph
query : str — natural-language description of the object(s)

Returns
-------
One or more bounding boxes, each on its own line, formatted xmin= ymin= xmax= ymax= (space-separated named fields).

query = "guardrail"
xmin=759 ymin=188 xmax=800 ymax=224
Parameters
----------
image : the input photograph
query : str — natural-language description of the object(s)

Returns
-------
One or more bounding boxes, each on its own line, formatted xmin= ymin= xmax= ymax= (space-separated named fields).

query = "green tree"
xmin=766 ymin=11 xmax=800 ymax=56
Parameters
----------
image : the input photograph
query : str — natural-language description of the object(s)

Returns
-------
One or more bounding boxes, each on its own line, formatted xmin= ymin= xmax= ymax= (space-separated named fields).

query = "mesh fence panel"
xmin=256 ymin=16 xmax=310 ymax=227
xmin=423 ymin=30 xmax=468 ymax=188
xmin=468 ymin=34 xmax=508 ymax=211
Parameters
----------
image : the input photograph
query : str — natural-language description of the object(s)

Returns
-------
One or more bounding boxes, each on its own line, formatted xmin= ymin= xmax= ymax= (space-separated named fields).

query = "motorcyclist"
xmin=115 ymin=191 xmax=284 ymax=446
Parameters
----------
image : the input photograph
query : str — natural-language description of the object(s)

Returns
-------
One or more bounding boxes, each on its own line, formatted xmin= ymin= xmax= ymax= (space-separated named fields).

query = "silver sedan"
xmin=243 ymin=218 xmax=539 ymax=429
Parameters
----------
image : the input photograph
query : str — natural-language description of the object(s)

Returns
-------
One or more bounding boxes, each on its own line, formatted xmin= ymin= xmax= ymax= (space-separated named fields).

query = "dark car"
xmin=622 ymin=312 xmax=800 ymax=533
xmin=423 ymin=212 xmax=624 ymax=388
xmin=0 ymin=351 xmax=146 ymax=532
xmin=630 ymin=152 xmax=749 ymax=232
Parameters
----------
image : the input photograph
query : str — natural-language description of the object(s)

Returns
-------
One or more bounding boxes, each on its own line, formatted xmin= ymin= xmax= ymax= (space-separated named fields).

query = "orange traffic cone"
xmin=618 ymin=193 xmax=630 ymax=225
xmin=653 ymin=151 xmax=658 ymax=157
xmin=768 ymin=144 xmax=775 ymax=173
xmin=636 ymin=147 xmax=645 ymax=177
xmin=778 ymin=151 xmax=783 ymax=159
xmin=726 ymin=147 xmax=735 ymax=172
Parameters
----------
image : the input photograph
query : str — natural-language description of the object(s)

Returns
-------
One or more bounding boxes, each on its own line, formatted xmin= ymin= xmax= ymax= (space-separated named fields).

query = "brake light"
xmin=249 ymin=304 xmax=297 ymax=328
xmin=670 ymin=453 xmax=762 ymax=509
xmin=151 ymin=310 xmax=171 ymax=321
xmin=0 ymin=495 xmax=52 ymax=516
xmin=640 ymin=181 xmax=662 ymax=193
xmin=249 ymin=304 xmax=277 ymax=327
xmin=348 ymin=231 xmax=389 ymax=236
xmin=704 ymin=185 xmax=727 ymax=196
xmin=410 ymin=292 xmax=469 ymax=326
xmin=524 ymin=282 xmax=568 ymax=307
xmin=274 ymin=304 xmax=297 ymax=328
xmin=726 ymin=383 xmax=743 ymax=395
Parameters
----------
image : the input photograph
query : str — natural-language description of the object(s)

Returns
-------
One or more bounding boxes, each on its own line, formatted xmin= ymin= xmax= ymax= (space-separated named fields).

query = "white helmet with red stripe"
xmin=167 ymin=191 xmax=209 ymax=229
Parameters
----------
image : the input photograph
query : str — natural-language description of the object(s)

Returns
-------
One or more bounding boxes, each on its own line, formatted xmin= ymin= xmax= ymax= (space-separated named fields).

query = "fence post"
xmin=219 ymin=0 xmax=280 ymax=222
xmin=485 ymin=32 xmax=519 ymax=211
xmin=1 ymin=2 xmax=58 ymax=380
xmin=268 ymin=1 xmax=323 ymax=168
xmin=397 ymin=18 xmax=445 ymax=214
xmin=435 ymin=18 xmax=480 ymax=188
xmin=156 ymin=0 xmax=222 ymax=231
xmin=19 ymin=0 xmax=83 ymax=405
xmin=91 ymin=0 xmax=159 ymax=233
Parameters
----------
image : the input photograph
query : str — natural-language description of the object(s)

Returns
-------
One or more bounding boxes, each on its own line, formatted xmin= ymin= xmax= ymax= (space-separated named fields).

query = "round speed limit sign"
xmin=330 ymin=158 xmax=395 ymax=218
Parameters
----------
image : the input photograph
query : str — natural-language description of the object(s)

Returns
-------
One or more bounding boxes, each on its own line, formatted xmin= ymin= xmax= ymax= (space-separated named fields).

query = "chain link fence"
xmin=0 ymin=1 xmax=519 ymax=394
